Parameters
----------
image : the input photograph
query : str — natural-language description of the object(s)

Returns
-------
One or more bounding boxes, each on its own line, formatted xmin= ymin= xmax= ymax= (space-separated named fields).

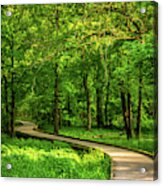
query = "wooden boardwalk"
xmin=15 ymin=121 xmax=157 ymax=181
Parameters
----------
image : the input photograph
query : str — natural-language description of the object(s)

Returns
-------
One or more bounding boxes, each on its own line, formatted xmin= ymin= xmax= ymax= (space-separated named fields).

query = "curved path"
xmin=15 ymin=121 xmax=157 ymax=181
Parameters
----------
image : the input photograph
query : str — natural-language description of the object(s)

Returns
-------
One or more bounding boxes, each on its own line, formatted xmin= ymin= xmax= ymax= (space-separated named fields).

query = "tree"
xmin=1 ymin=2 xmax=157 ymax=141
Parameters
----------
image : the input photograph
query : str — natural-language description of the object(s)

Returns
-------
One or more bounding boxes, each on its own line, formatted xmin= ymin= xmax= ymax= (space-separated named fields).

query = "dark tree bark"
xmin=53 ymin=63 xmax=59 ymax=135
xmin=96 ymin=88 xmax=104 ymax=128
xmin=96 ymin=47 xmax=105 ymax=128
xmin=83 ymin=74 xmax=91 ymax=130
xmin=10 ymin=35 xmax=15 ymax=137
xmin=136 ymin=67 xmax=142 ymax=138
xmin=127 ymin=93 xmax=132 ymax=138
xmin=53 ymin=8 xmax=60 ymax=135
xmin=126 ymin=59 xmax=132 ymax=138
xmin=3 ymin=75 xmax=10 ymax=133
xmin=120 ymin=92 xmax=130 ymax=140
xmin=104 ymin=81 xmax=112 ymax=127
xmin=11 ymin=72 xmax=15 ymax=137
xmin=81 ymin=42 xmax=92 ymax=131
xmin=59 ymin=108 xmax=62 ymax=128
xmin=104 ymin=94 xmax=109 ymax=125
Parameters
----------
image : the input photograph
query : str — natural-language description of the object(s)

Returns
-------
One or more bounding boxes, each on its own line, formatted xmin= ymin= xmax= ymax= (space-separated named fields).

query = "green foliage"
xmin=1 ymin=1 xmax=157 ymax=152
xmin=1 ymin=134 xmax=111 ymax=179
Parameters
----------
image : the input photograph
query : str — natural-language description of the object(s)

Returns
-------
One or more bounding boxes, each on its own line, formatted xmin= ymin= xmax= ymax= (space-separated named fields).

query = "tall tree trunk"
xmin=127 ymin=92 xmax=132 ymax=138
xmin=59 ymin=108 xmax=62 ymax=128
xmin=136 ymin=68 xmax=142 ymax=138
xmin=53 ymin=63 xmax=59 ymax=135
xmin=10 ymin=35 xmax=15 ymax=137
xmin=96 ymin=47 xmax=105 ymax=128
xmin=82 ymin=43 xmax=92 ymax=131
xmin=120 ymin=92 xmax=130 ymax=140
xmin=104 ymin=46 xmax=112 ymax=128
xmin=96 ymin=88 xmax=104 ymax=128
xmin=83 ymin=74 xmax=91 ymax=130
xmin=53 ymin=8 xmax=60 ymax=135
xmin=105 ymin=81 xmax=112 ymax=127
xmin=3 ymin=75 xmax=10 ymax=133
xmin=87 ymin=92 xmax=91 ymax=130
xmin=104 ymin=91 xmax=109 ymax=125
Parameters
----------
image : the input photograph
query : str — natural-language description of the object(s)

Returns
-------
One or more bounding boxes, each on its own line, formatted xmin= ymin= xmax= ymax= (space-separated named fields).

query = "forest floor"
xmin=15 ymin=121 xmax=157 ymax=180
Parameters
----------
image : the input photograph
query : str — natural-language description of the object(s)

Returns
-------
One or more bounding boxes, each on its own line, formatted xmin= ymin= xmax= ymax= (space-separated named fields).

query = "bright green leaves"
xmin=1 ymin=2 xmax=157 ymax=136
xmin=2 ymin=135 xmax=111 ymax=179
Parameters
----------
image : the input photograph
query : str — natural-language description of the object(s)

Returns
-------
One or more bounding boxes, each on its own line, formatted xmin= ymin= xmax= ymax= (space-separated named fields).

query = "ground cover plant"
xmin=1 ymin=134 xmax=111 ymax=179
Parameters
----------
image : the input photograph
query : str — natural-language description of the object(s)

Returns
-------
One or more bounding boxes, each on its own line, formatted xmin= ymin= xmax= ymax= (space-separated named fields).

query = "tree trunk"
xmin=53 ymin=8 xmax=60 ymax=135
xmin=87 ymin=93 xmax=91 ymax=130
xmin=83 ymin=74 xmax=91 ymax=130
xmin=53 ymin=63 xmax=59 ymax=135
xmin=96 ymin=88 xmax=104 ymax=128
xmin=104 ymin=81 xmax=112 ymax=127
xmin=127 ymin=92 xmax=132 ymax=138
xmin=96 ymin=48 xmax=105 ymax=128
xmin=120 ymin=92 xmax=130 ymax=140
xmin=59 ymin=108 xmax=62 ymax=128
xmin=136 ymin=70 xmax=142 ymax=138
xmin=3 ymin=75 xmax=10 ymax=133
xmin=10 ymin=35 xmax=15 ymax=137
xmin=104 ymin=93 xmax=108 ymax=125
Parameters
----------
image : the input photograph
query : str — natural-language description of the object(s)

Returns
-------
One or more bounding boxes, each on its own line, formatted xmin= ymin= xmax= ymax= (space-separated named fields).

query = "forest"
xmin=1 ymin=1 xmax=157 ymax=179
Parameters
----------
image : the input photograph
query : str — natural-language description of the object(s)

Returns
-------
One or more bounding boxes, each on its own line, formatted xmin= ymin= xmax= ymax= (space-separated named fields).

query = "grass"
xmin=40 ymin=125 xmax=157 ymax=156
xmin=1 ymin=134 xmax=111 ymax=179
